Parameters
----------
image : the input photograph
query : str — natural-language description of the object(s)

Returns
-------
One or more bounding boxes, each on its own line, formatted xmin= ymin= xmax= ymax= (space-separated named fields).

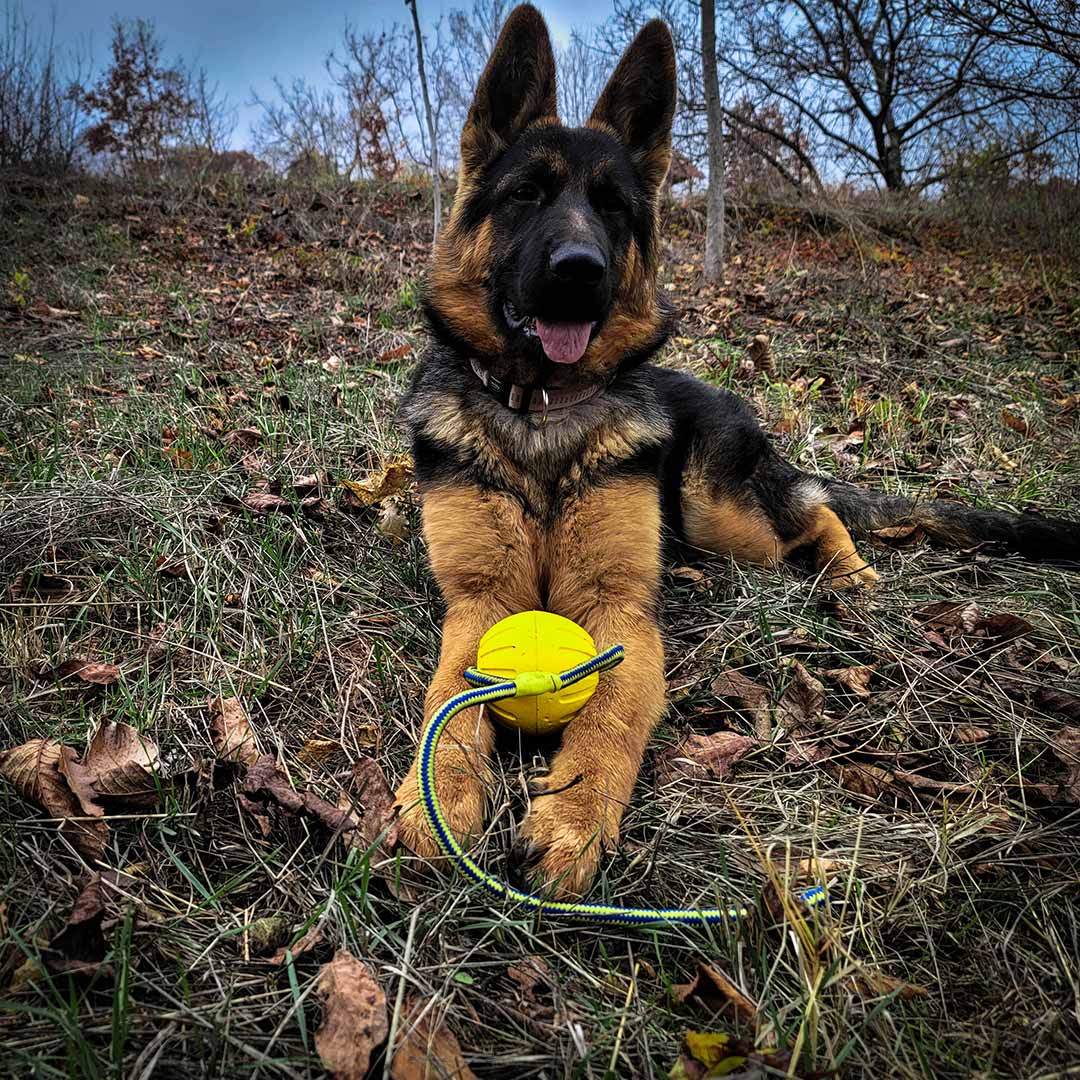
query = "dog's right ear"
xmin=460 ymin=4 xmax=557 ymax=177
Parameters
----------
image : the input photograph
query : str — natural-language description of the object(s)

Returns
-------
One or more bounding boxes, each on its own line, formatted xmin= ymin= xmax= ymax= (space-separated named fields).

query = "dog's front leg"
xmin=395 ymin=485 xmax=540 ymax=860
xmin=514 ymin=478 xmax=666 ymax=898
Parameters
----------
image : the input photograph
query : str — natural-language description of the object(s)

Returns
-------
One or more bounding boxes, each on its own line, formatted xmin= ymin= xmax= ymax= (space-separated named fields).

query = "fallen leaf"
xmin=270 ymin=924 xmax=324 ymax=965
xmin=41 ymin=875 xmax=111 ymax=977
xmin=670 ymin=565 xmax=707 ymax=585
xmin=241 ymin=491 xmax=292 ymax=514
xmin=869 ymin=523 xmax=926 ymax=548
xmin=0 ymin=739 xmax=107 ymax=861
xmin=1001 ymin=408 xmax=1030 ymax=436
xmin=53 ymin=660 xmax=121 ymax=686
xmin=293 ymin=470 xmax=330 ymax=495
xmin=339 ymin=458 xmax=413 ymax=508
xmin=391 ymin=996 xmax=477 ymax=1080
xmin=222 ymin=427 xmax=262 ymax=450
xmin=678 ymin=1031 xmax=791 ymax=1077
xmin=315 ymin=951 xmax=389 ymax=1080
xmin=747 ymin=333 xmax=774 ymax=376
xmin=507 ymin=955 xmax=551 ymax=1000
xmin=915 ymin=600 xmax=981 ymax=634
xmin=336 ymin=758 xmax=399 ymax=854
xmin=209 ymin=696 xmax=260 ymax=765
xmin=830 ymin=763 xmax=894 ymax=800
xmin=776 ymin=662 xmax=824 ymax=730
xmin=82 ymin=722 xmax=160 ymax=807
xmin=163 ymin=445 xmax=193 ymax=470
xmin=847 ymin=971 xmax=929 ymax=1000
xmin=1050 ymin=726 xmax=1080 ymax=802
xmin=375 ymin=344 xmax=413 ymax=365
xmin=242 ymin=755 xmax=358 ymax=835
xmin=657 ymin=732 xmax=758 ymax=782
xmin=952 ymin=725 xmax=991 ymax=744
xmin=822 ymin=665 xmax=876 ymax=698
xmin=672 ymin=962 xmax=758 ymax=1023
xmin=297 ymin=738 xmax=341 ymax=765
xmin=710 ymin=670 xmax=771 ymax=740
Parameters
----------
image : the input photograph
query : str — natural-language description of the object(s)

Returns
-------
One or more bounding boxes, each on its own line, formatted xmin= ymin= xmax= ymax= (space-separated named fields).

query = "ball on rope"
xmin=475 ymin=610 xmax=599 ymax=736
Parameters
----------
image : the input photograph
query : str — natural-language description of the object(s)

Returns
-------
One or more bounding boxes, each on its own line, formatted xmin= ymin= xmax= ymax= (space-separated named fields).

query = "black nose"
xmin=549 ymin=243 xmax=606 ymax=286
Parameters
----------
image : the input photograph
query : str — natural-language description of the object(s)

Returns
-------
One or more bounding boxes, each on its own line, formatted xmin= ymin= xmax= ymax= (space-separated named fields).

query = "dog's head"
xmin=427 ymin=4 xmax=676 ymax=387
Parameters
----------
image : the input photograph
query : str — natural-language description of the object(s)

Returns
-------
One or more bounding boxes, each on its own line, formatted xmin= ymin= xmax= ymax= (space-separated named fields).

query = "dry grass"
xmin=1 ymin=174 xmax=1079 ymax=1079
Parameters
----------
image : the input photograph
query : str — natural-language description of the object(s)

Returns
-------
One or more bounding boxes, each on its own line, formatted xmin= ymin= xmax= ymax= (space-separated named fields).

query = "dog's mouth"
xmin=503 ymin=300 xmax=597 ymax=366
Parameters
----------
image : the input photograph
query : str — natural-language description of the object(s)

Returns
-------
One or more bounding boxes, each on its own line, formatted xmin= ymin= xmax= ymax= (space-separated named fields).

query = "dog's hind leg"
xmin=680 ymin=453 xmax=878 ymax=588
xmin=395 ymin=486 xmax=542 ymax=860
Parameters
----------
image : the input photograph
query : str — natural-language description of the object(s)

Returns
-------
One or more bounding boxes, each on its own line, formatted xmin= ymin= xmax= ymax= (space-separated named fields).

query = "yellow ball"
xmin=475 ymin=611 xmax=599 ymax=737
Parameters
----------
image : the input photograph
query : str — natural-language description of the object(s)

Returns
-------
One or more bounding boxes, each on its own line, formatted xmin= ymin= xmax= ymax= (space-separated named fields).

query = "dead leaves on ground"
xmin=391 ymin=997 xmax=477 ymax=1080
xmin=658 ymin=732 xmax=759 ymax=782
xmin=315 ymin=952 xmax=388 ymax=1080
xmin=2 ymin=717 xmax=162 ymax=855
xmin=209 ymin=694 xmax=260 ymax=765
xmin=672 ymin=962 xmax=758 ymax=1024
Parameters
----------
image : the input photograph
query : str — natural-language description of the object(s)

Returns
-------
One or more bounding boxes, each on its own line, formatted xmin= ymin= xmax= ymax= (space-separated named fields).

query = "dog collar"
xmin=469 ymin=358 xmax=603 ymax=415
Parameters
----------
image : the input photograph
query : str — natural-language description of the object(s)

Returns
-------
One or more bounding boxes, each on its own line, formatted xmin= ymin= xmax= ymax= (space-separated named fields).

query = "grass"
xmin=0 ymin=174 xmax=1078 ymax=1078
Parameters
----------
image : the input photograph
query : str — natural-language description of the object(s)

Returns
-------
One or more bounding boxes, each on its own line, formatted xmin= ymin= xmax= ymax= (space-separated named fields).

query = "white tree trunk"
xmin=701 ymin=0 xmax=724 ymax=283
xmin=407 ymin=0 xmax=441 ymax=241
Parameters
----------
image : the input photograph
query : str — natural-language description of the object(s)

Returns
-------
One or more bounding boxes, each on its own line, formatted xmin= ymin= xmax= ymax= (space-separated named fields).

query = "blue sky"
xmin=50 ymin=0 xmax=613 ymax=148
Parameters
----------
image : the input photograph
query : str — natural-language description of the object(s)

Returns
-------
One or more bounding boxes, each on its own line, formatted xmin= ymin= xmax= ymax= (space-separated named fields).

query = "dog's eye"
xmin=511 ymin=181 xmax=542 ymax=204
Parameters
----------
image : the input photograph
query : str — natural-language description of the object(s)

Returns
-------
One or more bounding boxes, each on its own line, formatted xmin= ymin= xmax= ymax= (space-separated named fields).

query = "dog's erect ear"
xmin=460 ymin=4 xmax=557 ymax=176
xmin=588 ymin=20 xmax=676 ymax=193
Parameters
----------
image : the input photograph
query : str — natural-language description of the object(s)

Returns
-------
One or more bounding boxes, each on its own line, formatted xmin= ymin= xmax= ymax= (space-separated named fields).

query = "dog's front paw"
xmin=511 ymin=771 xmax=621 ymax=899
xmin=394 ymin=753 xmax=488 ymax=861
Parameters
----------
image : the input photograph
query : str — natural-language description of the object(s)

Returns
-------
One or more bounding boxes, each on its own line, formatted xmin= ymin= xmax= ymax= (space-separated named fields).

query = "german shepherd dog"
xmin=393 ymin=4 xmax=1079 ymax=898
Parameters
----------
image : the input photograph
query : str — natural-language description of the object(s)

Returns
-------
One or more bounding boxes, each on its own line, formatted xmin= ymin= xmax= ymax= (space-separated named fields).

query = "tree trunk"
xmin=406 ymin=0 xmax=441 ymax=241
xmin=701 ymin=0 xmax=724 ymax=283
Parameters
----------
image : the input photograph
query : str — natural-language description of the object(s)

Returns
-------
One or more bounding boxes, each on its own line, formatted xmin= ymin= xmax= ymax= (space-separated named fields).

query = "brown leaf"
xmin=830 ymin=763 xmax=894 ymax=800
xmin=822 ymin=665 xmax=876 ymax=698
xmin=339 ymin=458 xmax=413 ymax=508
xmin=952 ymin=725 xmax=992 ymax=744
xmin=915 ymin=600 xmax=982 ymax=634
xmin=293 ymin=470 xmax=329 ymax=495
xmin=507 ymin=955 xmax=551 ymax=1001
xmin=1050 ymin=726 xmax=1080 ymax=802
xmin=83 ymin=722 xmax=160 ymax=807
xmin=375 ymin=343 xmax=413 ymax=365
xmin=747 ymin=333 xmax=774 ymax=376
xmin=0 ymin=739 xmax=107 ymax=861
xmin=315 ymin=951 xmax=389 ymax=1080
xmin=710 ymin=669 xmax=772 ymax=740
xmin=40 ymin=875 xmax=110 ymax=978
xmin=1001 ymin=408 xmax=1030 ymax=436
xmin=672 ymin=962 xmax=758 ymax=1023
xmin=27 ymin=301 xmax=80 ymax=320
xmin=391 ymin=996 xmax=477 ymax=1080
xmin=223 ymin=427 xmax=262 ymax=450
xmin=670 ymin=565 xmax=707 ymax=585
xmin=242 ymin=755 xmax=358 ymax=835
xmin=869 ymin=523 xmax=926 ymax=548
xmin=269 ymin=924 xmax=324 ymax=965
xmin=657 ymin=732 xmax=758 ymax=782
xmin=242 ymin=491 xmax=293 ymax=514
xmin=209 ymin=696 xmax=260 ymax=765
xmin=336 ymin=758 xmax=399 ymax=854
xmin=776 ymin=661 xmax=824 ymax=730
xmin=53 ymin=660 xmax=121 ymax=686
xmin=847 ymin=971 xmax=929 ymax=1000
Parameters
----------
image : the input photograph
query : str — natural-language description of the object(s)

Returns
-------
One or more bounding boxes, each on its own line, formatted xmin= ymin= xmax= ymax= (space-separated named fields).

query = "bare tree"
xmin=701 ymin=0 xmax=724 ymax=281
xmin=0 ymin=2 xmax=88 ymax=172
xmin=407 ymin=0 xmax=441 ymax=239
xmin=711 ymin=0 xmax=1076 ymax=191
xmin=558 ymin=29 xmax=610 ymax=126
xmin=75 ymin=18 xmax=195 ymax=174
xmin=185 ymin=67 xmax=236 ymax=154
xmin=251 ymin=76 xmax=345 ymax=177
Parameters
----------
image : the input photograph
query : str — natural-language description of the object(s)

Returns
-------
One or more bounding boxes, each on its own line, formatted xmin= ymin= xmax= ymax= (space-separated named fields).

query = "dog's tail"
xmin=819 ymin=479 xmax=1080 ymax=563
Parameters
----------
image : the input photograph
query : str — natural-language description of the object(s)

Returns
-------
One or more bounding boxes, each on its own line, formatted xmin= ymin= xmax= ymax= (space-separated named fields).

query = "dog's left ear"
xmin=588 ymin=20 xmax=676 ymax=194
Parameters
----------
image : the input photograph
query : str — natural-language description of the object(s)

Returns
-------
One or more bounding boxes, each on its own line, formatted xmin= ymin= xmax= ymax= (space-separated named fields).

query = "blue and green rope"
xmin=417 ymin=644 xmax=828 ymax=925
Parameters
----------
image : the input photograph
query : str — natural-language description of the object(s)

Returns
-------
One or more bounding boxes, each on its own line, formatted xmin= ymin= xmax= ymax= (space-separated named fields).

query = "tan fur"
xmin=782 ymin=504 xmax=880 ymax=587
xmin=395 ymin=476 xmax=667 ymax=897
xmin=394 ymin=485 xmax=542 ymax=859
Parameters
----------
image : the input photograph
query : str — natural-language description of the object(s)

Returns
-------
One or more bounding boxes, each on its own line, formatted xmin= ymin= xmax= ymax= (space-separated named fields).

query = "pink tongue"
xmin=535 ymin=319 xmax=593 ymax=365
